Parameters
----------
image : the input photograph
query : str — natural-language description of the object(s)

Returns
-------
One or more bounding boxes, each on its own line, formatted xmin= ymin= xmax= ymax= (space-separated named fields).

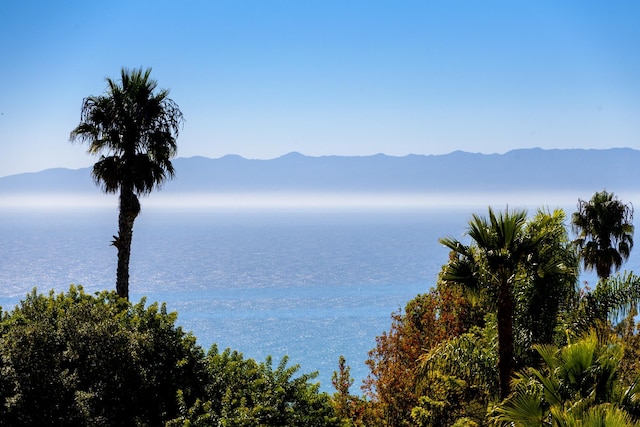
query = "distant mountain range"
xmin=1 ymin=148 xmax=638 ymax=195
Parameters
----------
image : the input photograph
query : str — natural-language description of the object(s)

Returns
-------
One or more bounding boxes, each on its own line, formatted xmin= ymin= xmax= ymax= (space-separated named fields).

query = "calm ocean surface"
xmin=0 ymin=200 xmax=629 ymax=392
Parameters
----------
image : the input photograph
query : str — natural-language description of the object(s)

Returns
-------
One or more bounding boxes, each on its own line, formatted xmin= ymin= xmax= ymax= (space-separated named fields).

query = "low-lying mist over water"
xmin=3 ymin=189 xmax=630 ymax=212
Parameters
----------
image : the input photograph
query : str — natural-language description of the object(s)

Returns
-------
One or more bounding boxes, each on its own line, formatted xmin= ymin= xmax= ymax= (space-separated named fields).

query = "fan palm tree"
xmin=572 ymin=191 xmax=634 ymax=280
xmin=70 ymin=67 xmax=183 ymax=299
xmin=440 ymin=207 xmax=531 ymax=399
xmin=439 ymin=208 xmax=577 ymax=399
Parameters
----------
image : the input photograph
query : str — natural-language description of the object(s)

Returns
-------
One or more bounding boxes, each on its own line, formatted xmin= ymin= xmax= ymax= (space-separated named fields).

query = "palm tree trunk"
xmin=497 ymin=277 xmax=515 ymax=400
xmin=114 ymin=187 xmax=140 ymax=300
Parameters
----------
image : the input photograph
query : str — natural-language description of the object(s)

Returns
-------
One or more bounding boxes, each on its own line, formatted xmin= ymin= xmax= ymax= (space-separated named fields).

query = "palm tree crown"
xmin=572 ymin=191 xmax=634 ymax=280
xmin=70 ymin=67 xmax=183 ymax=195
xmin=70 ymin=67 xmax=183 ymax=299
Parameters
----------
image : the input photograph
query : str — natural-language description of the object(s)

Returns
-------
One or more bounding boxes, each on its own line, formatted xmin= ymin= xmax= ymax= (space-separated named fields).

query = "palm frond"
xmin=491 ymin=389 xmax=546 ymax=426
xmin=572 ymin=272 xmax=640 ymax=330
xmin=92 ymin=156 xmax=122 ymax=193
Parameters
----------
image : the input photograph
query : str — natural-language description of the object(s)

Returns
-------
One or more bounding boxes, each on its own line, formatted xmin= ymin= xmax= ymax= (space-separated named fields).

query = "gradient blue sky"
xmin=1 ymin=1 xmax=639 ymax=177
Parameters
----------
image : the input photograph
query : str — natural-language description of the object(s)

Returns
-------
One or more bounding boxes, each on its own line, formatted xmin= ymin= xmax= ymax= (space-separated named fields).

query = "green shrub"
xmin=168 ymin=346 xmax=340 ymax=426
xmin=0 ymin=286 xmax=339 ymax=426
xmin=0 ymin=286 xmax=204 ymax=426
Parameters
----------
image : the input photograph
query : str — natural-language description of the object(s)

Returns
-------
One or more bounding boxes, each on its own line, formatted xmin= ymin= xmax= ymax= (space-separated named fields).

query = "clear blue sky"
xmin=1 ymin=0 xmax=639 ymax=177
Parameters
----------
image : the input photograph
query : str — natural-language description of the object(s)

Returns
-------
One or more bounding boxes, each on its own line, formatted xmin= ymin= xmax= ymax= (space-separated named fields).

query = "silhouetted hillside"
xmin=1 ymin=148 xmax=637 ymax=194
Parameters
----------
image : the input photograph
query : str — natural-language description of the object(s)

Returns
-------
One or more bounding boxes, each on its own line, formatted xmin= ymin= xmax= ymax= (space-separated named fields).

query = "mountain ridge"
xmin=1 ymin=148 xmax=637 ymax=195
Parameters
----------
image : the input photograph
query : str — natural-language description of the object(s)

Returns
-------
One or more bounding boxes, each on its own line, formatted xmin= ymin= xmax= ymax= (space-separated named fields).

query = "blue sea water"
xmin=0 ymin=202 xmax=627 ymax=393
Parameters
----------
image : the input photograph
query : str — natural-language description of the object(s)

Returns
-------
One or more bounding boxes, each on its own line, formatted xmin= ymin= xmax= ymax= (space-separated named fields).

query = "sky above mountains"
xmin=2 ymin=1 xmax=640 ymax=177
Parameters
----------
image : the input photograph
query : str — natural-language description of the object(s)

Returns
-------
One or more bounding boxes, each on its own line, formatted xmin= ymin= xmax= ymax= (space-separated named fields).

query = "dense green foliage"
xmin=167 ymin=347 xmax=339 ymax=426
xmin=362 ymin=196 xmax=640 ymax=426
xmin=0 ymin=286 xmax=203 ymax=426
xmin=492 ymin=330 xmax=640 ymax=426
xmin=0 ymin=287 xmax=337 ymax=426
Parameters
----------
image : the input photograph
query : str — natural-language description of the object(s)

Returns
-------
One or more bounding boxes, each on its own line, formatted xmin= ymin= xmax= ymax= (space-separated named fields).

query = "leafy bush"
xmin=0 ymin=286 xmax=204 ymax=426
xmin=0 ymin=286 xmax=338 ymax=426
xmin=168 ymin=346 xmax=339 ymax=426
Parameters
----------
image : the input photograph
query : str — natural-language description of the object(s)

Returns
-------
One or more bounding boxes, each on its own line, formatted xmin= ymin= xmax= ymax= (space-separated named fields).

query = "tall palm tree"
xmin=572 ymin=190 xmax=634 ymax=280
xmin=70 ymin=67 xmax=183 ymax=299
xmin=440 ymin=207 xmax=531 ymax=400
xmin=439 ymin=208 xmax=576 ymax=400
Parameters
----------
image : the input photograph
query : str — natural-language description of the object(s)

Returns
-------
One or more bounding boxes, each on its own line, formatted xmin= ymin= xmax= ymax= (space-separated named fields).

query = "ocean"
xmin=0 ymin=198 xmax=627 ymax=393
